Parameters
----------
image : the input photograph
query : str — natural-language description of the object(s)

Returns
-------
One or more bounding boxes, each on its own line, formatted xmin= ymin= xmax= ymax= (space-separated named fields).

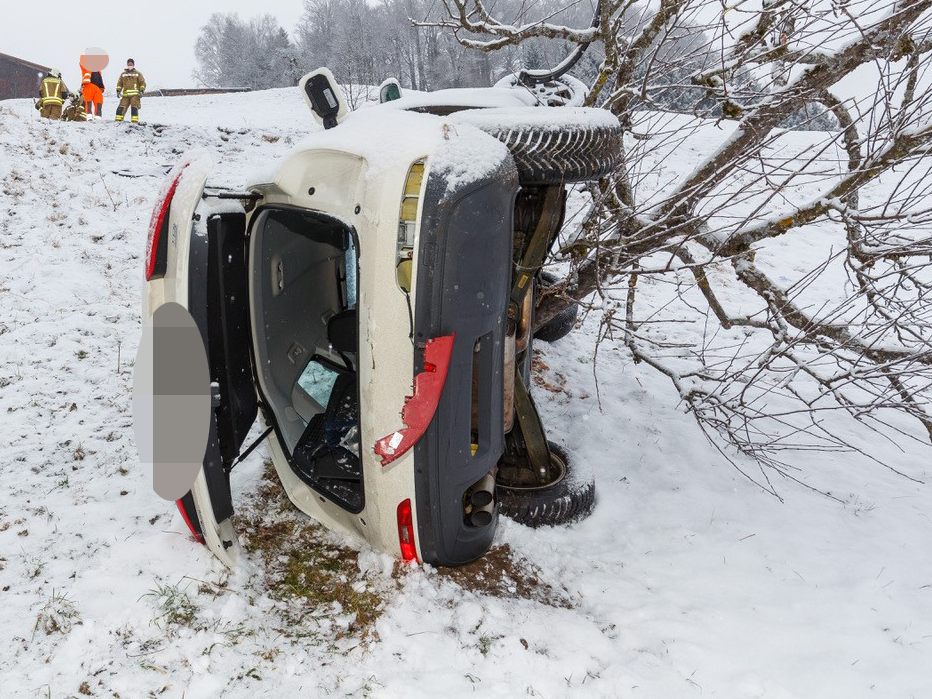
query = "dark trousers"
xmin=115 ymin=95 xmax=141 ymax=123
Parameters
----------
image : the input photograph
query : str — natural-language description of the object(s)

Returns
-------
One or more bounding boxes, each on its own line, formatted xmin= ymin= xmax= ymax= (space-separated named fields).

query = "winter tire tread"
xmin=497 ymin=443 xmax=596 ymax=527
xmin=472 ymin=115 xmax=622 ymax=185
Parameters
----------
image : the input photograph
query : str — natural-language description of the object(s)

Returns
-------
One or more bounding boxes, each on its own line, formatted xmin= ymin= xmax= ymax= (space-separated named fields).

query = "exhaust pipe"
xmin=466 ymin=472 xmax=496 ymax=526
xmin=470 ymin=501 xmax=494 ymax=527
xmin=470 ymin=473 xmax=496 ymax=508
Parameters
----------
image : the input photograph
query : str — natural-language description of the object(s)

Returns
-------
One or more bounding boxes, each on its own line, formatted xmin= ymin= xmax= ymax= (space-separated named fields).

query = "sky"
xmin=1 ymin=0 xmax=306 ymax=91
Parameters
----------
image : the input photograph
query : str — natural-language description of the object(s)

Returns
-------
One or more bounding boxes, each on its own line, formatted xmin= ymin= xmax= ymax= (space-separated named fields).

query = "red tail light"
xmin=176 ymin=498 xmax=204 ymax=544
xmin=397 ymin=499 xmax=417 ymax=562
xmin=145 ymin=167 xmax=185 ymax=281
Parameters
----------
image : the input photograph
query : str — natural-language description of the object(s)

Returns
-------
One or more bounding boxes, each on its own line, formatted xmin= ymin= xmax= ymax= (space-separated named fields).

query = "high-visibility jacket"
xmin=116 ymin=69 xmax=146 ymax=97
xmin=80 ymin=64 xmax=104 ymax=104
xmin=39 ymin=77 xmax=68 ymax=106
xmin=80 ymin=64 xmax=105 ymax=89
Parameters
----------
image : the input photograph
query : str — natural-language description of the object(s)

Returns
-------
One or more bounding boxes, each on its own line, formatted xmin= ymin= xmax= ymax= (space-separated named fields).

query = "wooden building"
xmin=0 ymin=52 xmax=51 ymax=101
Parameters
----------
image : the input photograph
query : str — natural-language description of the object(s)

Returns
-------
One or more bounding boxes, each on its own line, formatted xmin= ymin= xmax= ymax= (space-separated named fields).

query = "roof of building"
xmin=0 ymin=51 xmax=51 ymax=73
xmin=154 ymin=88 xmax=252 ymax=97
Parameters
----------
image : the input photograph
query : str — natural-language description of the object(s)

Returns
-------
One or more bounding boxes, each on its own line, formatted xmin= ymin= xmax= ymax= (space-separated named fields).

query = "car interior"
xmin=250 ymin=207 xmax=363 ymax=512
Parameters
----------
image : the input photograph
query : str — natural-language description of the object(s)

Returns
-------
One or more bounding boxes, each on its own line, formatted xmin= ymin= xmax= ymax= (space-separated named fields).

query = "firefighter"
xmin=115 ymin=59 xmax=146 ymax=124
xmin=80 ymin=62 xmax=105 ymax=118
xmin=36 ymin=70 xmax=69 ymax=120
xmin=62 ymin=92 xmax=89 ymax=122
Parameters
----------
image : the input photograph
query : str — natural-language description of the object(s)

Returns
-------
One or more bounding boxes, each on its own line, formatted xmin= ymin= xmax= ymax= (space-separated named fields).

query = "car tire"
xmin=497 ymin=443 xmax=595 ymax=527
xmin=451 ymin=108 xmax=622 ymax=185
xmin=534 ymin=271 xmax=579 ymax=343
xmin=492 ymin=74 xmax=589 ymax=107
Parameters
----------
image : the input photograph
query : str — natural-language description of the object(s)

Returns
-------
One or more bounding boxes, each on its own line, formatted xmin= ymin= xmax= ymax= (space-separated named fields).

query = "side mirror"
xmin=299 ymin=68 xmax=348 ymax=130
xmin=379 ymin=77 xmax=402 ymax=103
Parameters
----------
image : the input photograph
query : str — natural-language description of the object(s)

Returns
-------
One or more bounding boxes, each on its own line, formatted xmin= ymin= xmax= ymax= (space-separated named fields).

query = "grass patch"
xmin=238 ymin=462 xmax=571 ymax=646
xmin=238 ymin=462 xmax=386 ymax=641
xmin=142 ymin=580 xmax=250 ymax=646
xmin=34 ymin=589 xmax=80 ymax=637
xmin=144 ymin=582 xmax=199 ymax=628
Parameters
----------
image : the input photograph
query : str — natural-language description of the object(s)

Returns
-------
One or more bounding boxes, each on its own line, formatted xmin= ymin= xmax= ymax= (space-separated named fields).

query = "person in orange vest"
xmin=80 ymin=62 xmax=105 ymax=118
xmin=115 ymin=58 xmax=146 ymax=124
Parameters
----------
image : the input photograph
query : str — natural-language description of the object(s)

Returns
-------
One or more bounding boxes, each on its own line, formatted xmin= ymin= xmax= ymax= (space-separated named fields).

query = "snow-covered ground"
xmin=1 ymin=89 xmax=930 ymax=698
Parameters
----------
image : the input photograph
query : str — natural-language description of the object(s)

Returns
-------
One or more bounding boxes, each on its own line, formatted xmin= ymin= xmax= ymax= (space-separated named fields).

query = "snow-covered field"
xmin=1 ymin=89 xmax=930 ymax=698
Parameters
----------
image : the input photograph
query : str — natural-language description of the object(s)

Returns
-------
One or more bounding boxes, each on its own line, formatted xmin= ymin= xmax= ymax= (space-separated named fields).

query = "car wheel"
xmin=534 ymin=271 xmax=579 ymax=343
xmin=492 ymin=74 xmax=589 ymax=107
xmin=497 ymin=443 xmax=595 ymax=527
xmin=450 ymin=107 xmax=622 ymax=185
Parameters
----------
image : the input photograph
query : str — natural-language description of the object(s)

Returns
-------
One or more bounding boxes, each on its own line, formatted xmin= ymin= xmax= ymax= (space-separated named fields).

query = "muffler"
xmin=470 ymin=501 xmax=494 ymax=527
xmin=465 ymin=472 xmax=496 ymax=526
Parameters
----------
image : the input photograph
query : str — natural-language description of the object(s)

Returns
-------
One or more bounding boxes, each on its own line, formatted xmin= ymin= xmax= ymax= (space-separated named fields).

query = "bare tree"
xmin=423 ymin=0 xmax=932 ymax=490
xmin=194 ymin=13 xmax=299 ymax=89
xmin=295 ymin=0 xmax=503 ymax=90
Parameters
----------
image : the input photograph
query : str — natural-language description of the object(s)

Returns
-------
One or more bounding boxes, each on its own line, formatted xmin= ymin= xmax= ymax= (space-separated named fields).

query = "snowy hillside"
xmin=1 ymin=89 xmax=930 ymax=698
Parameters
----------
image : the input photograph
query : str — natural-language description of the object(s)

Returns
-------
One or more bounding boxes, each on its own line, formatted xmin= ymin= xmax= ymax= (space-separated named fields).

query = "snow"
xmin=288 ymin=102 xmax=618 ymax=196
xmin=451 ymin=106 xmax=619 ymax=131
xmin=367 ymin=86 xmax=538 ymax=112
xmin=260 ymin=108 xmax=512 ymax=191
xmin=429 ymin=123 xmax=512 ymax=193
xmin=1 ymin=88 xmax=931 ymax=697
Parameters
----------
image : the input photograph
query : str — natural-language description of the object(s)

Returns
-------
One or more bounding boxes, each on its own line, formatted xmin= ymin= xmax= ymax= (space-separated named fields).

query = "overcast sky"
xmin=1 ymin=0 xmax=306 ymax=90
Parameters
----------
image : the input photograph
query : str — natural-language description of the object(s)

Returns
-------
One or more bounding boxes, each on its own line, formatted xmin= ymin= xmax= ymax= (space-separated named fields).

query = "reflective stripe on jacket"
xmin=80 ymin=64 xmax=105 ymax=89
xmin=39 ymin=77 xmax=66 ymax=105
xmin=116 ymin=69 xmax=146 ymax=97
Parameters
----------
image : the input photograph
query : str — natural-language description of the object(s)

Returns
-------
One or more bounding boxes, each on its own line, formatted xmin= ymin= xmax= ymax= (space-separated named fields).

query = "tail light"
xmin=397 ymin=499 xmax=417 ymax=562
xmin=176 ymin=497 xmax=204 ymax=544
xmin=145 ymin=166 xmax=186 ymax=281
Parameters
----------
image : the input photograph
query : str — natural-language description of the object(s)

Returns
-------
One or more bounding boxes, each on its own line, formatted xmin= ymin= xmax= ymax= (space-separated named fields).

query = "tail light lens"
xmin=176 ymin=497 xmax=204 ymax=544
xmin=397 ymin=499 xmax=417 ymax=562
xmin=145 ymin=166 xmax=186 ymax=281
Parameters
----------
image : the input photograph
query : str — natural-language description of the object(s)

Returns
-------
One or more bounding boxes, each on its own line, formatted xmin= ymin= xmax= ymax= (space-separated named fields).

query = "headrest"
xmin=327 ymin=309 xmax=357 ymax=354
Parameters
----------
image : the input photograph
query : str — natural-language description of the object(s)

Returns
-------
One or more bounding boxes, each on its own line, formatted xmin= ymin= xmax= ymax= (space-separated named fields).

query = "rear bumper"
xmin=412 ymin=153 xmax=519 ymax=565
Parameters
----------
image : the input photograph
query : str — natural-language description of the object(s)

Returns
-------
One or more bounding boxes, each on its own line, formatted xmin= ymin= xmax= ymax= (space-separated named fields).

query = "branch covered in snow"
xmin=443 ymin=0 xmax=932 ymax=487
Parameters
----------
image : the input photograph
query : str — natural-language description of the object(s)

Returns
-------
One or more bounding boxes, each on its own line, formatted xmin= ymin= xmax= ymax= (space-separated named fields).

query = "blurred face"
xmin=80 ymin=48 xmax=109 ymax=72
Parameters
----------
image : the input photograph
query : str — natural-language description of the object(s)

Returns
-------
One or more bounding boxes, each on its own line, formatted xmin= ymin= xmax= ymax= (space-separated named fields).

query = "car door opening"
xmin=250 ymin=207 xmax=363 ymax=512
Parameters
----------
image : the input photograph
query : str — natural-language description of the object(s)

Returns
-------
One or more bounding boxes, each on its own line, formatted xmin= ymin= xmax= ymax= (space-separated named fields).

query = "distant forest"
xmin=193 ymin=0 xmax=601 ymax=92
xmin=193 ymin=0 xmax=835 ymax=129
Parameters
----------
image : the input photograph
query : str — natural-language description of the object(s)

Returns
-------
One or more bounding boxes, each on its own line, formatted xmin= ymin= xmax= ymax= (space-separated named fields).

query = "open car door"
xmin=137 ymin=154 xmax=258 ymax=567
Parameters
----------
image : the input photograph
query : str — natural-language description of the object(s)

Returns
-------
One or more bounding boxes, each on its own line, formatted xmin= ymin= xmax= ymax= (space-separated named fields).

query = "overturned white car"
xmin=136 ymin=67 xmax=622 ymax=567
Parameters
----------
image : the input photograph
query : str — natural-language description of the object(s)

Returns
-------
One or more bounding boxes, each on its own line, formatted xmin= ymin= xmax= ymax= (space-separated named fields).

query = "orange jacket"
xmin=80 ymin=63 xmax=104 ymax=104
